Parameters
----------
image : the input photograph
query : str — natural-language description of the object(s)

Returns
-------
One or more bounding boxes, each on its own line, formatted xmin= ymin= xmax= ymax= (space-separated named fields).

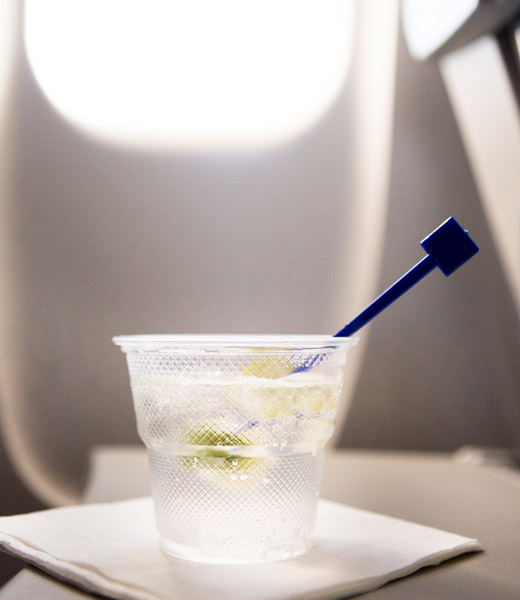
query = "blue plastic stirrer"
xmin=334 ymin=217 xmax=479 ymax=338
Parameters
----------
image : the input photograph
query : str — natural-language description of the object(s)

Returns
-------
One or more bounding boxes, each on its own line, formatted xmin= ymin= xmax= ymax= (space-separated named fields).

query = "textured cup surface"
xmin=114 ymin=335 xmax=353 ymax=563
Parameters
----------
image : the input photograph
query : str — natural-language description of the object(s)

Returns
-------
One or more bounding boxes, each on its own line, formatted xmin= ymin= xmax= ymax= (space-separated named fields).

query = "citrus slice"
xmin=183 ymin=422 xmax=267 ymax=484
xmin=241 ymin=348 xmax=294 ymax=379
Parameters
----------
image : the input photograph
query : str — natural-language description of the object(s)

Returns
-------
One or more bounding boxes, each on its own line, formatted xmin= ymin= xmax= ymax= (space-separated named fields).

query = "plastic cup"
xmin=113 ymin=334 xmax=355 ymax=564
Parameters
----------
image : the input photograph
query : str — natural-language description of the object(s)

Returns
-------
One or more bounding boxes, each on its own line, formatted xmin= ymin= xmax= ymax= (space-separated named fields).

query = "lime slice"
xmin=242 ymin=349 xmax=294 ymax=379
xmin=183 ymin=422 xmax=266 ymax=484
xmin=184 ymin=423 xmax=250 ymax=457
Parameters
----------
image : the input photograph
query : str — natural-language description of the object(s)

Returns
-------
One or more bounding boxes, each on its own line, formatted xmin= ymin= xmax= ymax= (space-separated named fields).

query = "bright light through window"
xmin=24 ymin=0 xmax=355 ymax=152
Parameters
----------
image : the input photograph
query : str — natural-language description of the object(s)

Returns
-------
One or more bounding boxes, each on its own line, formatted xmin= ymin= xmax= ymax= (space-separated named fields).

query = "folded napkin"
xmin=0 ymin=498 xmax=481 ymax=600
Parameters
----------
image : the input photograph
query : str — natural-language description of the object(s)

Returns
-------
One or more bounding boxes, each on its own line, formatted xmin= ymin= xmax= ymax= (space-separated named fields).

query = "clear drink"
xmin=113 ymin=335 xmax=354 ymax=564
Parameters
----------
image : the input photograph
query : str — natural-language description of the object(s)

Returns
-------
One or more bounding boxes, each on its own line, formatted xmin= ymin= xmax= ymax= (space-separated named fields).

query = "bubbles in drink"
xmin=133 ymin=374 xmax=338 ymax=563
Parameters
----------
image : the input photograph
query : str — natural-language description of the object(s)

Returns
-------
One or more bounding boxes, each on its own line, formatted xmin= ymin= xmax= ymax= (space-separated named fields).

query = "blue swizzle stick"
xmin=334 ymin=217 xmax=479 ymax=338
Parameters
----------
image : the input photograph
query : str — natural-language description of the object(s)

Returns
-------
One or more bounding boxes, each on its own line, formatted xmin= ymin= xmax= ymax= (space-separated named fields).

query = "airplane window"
xmin=24 ymin=0 xmax=355 ymax=152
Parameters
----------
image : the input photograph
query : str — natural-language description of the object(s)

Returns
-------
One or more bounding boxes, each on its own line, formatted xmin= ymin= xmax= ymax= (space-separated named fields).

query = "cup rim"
xmin=112 ymin=334 xmax=357 ymax=353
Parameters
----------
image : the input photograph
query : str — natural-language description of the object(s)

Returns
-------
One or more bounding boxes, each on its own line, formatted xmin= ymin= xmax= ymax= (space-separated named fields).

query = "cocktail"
xmin=112 ymin=218 xmax=480 ymax=564
xmin=113 ymin=334 xmax=354 ymax=564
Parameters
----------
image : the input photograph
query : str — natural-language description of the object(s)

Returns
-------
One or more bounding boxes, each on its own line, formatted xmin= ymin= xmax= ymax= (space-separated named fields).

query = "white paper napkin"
xmin=0 ymin=498 xmax=482 ymax=600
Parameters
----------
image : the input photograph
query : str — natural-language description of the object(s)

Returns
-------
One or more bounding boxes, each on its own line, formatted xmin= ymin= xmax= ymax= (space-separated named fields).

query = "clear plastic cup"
xmin=113 ymin=334 xmax=355 ymax=564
